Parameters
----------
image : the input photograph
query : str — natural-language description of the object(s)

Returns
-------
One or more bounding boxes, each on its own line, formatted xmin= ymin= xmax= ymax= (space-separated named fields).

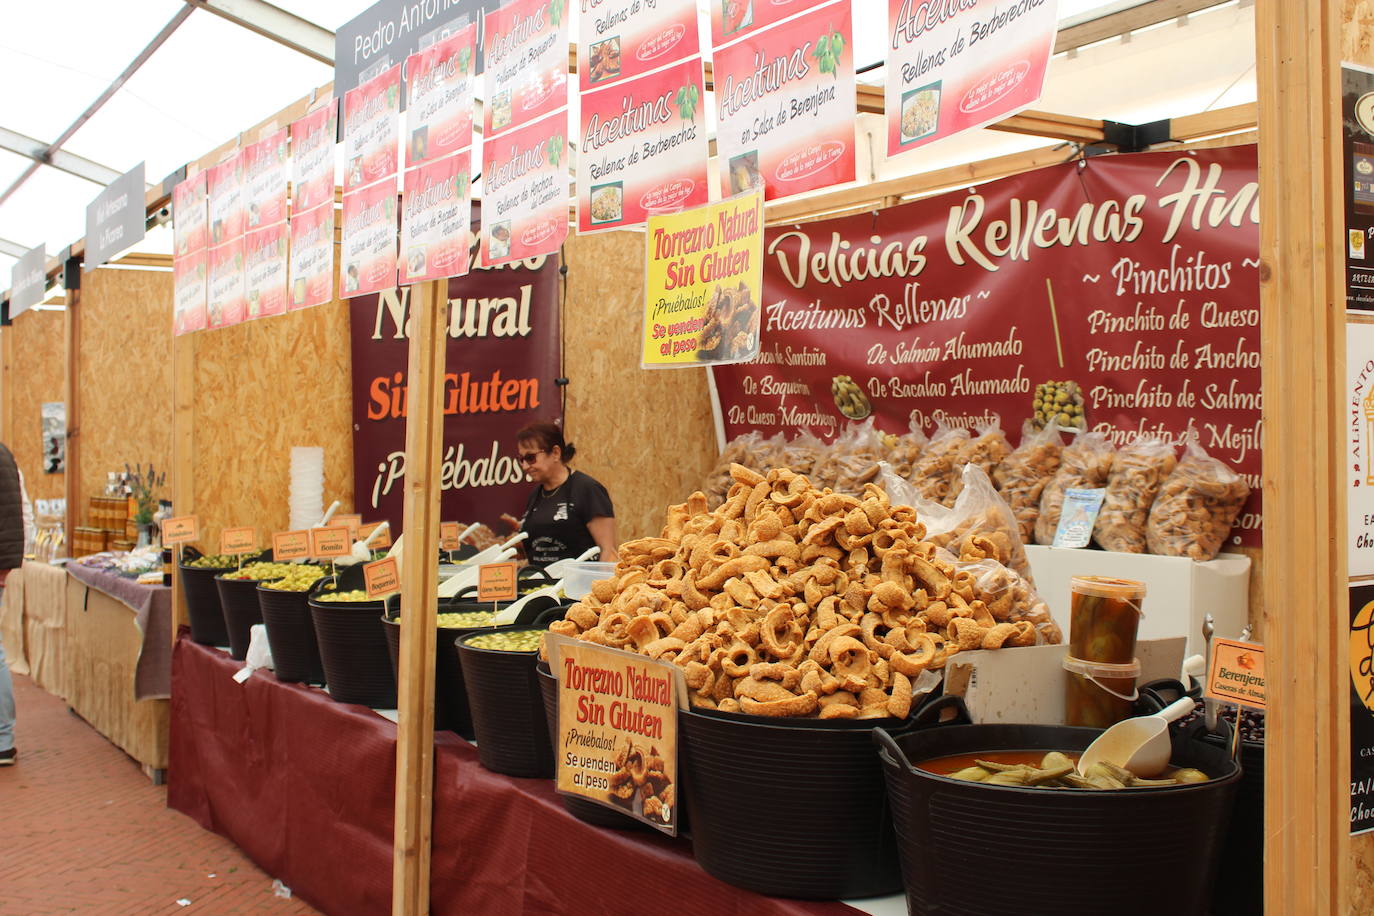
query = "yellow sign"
xmin=309 ymin=525 xmax=353 ymax=558
xmin=219 ymin=526 xmax=259 ymax=556
xmin=272 ymin=530 xmax=311 ymax=561
xmin=477 ymin=561 xmax=518 ymax=602
xmin=364 ymin=557 xmax=400 ymax=598
xmin=546 ymin=633 xmax=684 ymax=834
xmin=1205 ymin=638 xmax=1266 ymax=711
xmin=160 ymin=515 xmax=199 ymax=545
xmin=642 ymin=190 xmax=763 ymax=369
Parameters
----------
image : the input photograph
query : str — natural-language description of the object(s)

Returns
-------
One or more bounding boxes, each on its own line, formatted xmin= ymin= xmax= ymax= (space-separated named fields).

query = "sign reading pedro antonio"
xmin=642 ymin=190 xmax=763 ymax=368
xmin=546 ymin=632 xmax=685 ymax=834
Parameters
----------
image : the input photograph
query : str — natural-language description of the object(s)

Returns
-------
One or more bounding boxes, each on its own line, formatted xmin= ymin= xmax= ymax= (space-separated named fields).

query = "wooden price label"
xmin=310 ymin=525 xmax=353 ymax=558
xmin=160 ymin=515 xmax=199 ymax=545
xmin=273 ymin=530 xmax=311 ymax=561
xmin=364 ymin=557 xmax=400 ymax=598
xmin=478 ymin=561 xmax=518 ymax=602
xmin=360 ymin=521 xmax=392 ymax=549
xmin=334 ymin=514 xmax=362 ymax=538
xmin=1205 ymin=638 xmax=1266 ymax=711
xmin=439 ymin=521 xmax=461 ymax=551
xmin=220 ymin=526 xmax=259 ymax=556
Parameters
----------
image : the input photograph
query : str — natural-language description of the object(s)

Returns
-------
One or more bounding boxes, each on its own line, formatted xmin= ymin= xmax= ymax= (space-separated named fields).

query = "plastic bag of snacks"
xmin=1094 ymin=436 xmax=1178 ymax=553
xmin=992 ymin=420 xmax=1064 ymax=542
xmin=949 ymin=417 xmax=1012 ymax=503
xmin=1034 ymin=431 xmax=1116 ymax=545
xmin=955 ymin=557 xmax=1061 ymax=646
xmin=882 ymin=463 xmax=1035 ymax=584
xmin=814 ymin=419 xmax=886 ymax=495
xmin=882 ymin=415 xmax=928 ymax=480
xmin=1146 ymin=441 xmax=1250 ymax=561
xmin=909 ymin=421 xmax=971 ymax=504
xmin=702 ymin=432 xmax=767 ymax=508
xmin=781 ymin=429 xmax=825 ymax=479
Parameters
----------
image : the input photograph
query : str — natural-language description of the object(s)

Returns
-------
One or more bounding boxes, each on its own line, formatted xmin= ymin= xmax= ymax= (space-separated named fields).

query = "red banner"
xmin=349 ymin=243 xmax=562 ymax=536
xmin=712 ymin=146 xmax=1264 ymax=546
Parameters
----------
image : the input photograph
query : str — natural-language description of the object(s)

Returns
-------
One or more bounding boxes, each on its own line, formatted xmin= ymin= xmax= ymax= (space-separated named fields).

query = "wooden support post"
xmin=392 ymin=279 xmax=447 ymax=915
xmin=62 ymin=264 xmax=81 ymax=550
xmin=1256 ymin=1 xmax=1349 ymax=912
xmin=170 ymin=333 xmax=195 ymax=638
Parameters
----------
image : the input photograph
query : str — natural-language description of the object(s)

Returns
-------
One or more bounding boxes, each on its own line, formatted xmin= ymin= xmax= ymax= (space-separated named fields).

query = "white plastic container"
xmin=557 ymin=561 xmax=617 ymax=599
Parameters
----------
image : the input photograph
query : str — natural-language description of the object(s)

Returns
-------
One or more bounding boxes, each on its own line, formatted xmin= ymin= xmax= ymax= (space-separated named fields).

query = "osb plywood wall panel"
xmin=78 ymin=268 xmax=174 ymax=525
xmin=3 ymin=310 xmax=66 ymax=502
xmin=188 ymin=299 xmax=354 ymax=548
xmin=563 ymin=232 xmax=718 ymax=541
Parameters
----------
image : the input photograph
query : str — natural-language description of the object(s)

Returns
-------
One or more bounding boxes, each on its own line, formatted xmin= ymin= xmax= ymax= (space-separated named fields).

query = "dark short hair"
xmin=517 ymin=421 xmax=576 ymax=461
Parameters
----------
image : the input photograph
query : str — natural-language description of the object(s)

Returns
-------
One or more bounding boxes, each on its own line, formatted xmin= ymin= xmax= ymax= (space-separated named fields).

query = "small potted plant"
xmin=126 ymin=463 xmax=166 ymax=548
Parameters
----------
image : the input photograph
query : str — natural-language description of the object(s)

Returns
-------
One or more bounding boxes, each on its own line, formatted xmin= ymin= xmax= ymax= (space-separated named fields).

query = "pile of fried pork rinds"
xmin=545 ymin=464 xmax=1058 ymax=719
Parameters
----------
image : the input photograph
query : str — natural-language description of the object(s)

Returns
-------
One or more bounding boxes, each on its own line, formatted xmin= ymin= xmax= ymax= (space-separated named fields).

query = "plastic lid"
xmin=1062 ymin=655 xmax=1142 ymax=678
xmin=1070 ymin=575 xmax=1147 ymax=601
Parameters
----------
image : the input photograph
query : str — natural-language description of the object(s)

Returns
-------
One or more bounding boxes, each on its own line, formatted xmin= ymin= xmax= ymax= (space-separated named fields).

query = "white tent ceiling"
xmin=0 ymin=0 xmax=1255 ymax=291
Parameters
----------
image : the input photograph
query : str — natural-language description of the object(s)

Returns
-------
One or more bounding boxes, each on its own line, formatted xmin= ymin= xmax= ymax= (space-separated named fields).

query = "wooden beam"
xmin=1169 ymin=102 xmax=1258 ymax=141
xmin=392 ymin=279 xmax=447 ymax=915
xmin=1255 ymin=0 xmax=1348 ymax=913
xmin=170 ymin=332 xmax=195 ymax=639
xmin=62 ymin=268 xmax=80 ymax=550
xmin=1054 ymin=0 xmax=1236 ymax=54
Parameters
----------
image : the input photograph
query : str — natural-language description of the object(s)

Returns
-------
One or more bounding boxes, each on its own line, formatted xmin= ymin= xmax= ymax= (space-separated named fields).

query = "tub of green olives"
xmin=455 ymin=627 xmax=553 ymax=777
xmin=257 ymin=564 xmax=330 ymax=684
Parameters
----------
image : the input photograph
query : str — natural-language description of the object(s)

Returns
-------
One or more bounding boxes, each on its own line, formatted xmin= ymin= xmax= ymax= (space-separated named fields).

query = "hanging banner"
xmin=886 ymin=0 xmax=1058 ymax=155
xmin=709 ymin=0 xmax=808 ymax=47
xmin=1352 ymin=578 xmax=1374 ymax=834
xmin=342 ymin=180 xmax=399 ymax=297
xmin=243 ymin=128 xmax=289 ymax=230
xmin=642 ymin=190 xmax=764 ymax=368
xmin=578 ymin=0 xmax=700 ymax=90
xmin=291 ymin=103 xmax=339 ymax=214
xmin=244 ymin=223 xmax=290 ymax=319
xmin=173 ymin=248 xmax=208 ymax=335
xmin=710 ymin=146 xmax=1264 ymax=547
xmin=480 ymin=111 xmax=568 ymax=266
xmin=207 ymin=153 xmax=245 ymax=246
xmin=207 ymin=237 xmax=246 ymax=329
xmin=402 ymin=153 xmax=473 ymax=284
xmin=84 ymin=162 xmax=146 ymax=270
xmin=334 ymin=0 xmax=499 ymax=101
xmin=348 ymin=245 xmax=562 ymax=532
xmin=482 ymin=0 xmax=569 ymax=139
xmin=173 ymin=172 xmax=208 ymax=256
xmin=713 ymin=0 xmax=857 ymax=201
xmin=289 ymin=203 xmax=336 ymax=310
xmin=9 ymin=244 xmax=46 ymax=317
xmin=1344 ymin=64 xmax=1374 ymax=311
xmin=405 ymin=25 xmax=478 ymax=167
xmin=344 ymin=64 xmax=402 ymax=193
xmin=577 ymin=56 xmax=709 ymax=233
xmin=547 ymin=634 xmax=685 ymax=835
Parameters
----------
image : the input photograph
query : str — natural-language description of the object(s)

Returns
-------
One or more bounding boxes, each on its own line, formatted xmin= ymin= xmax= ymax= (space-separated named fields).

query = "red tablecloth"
xmin=168 ymin=634 xmax=867 ymax=916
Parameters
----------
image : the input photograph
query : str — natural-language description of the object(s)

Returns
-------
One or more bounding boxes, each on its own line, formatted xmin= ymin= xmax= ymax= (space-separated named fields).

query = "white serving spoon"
xmin=1077 ymin=696 xmax=1198 ymax=779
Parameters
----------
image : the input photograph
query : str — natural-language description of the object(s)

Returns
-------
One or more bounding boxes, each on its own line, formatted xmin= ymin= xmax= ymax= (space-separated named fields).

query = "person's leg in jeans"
xmin=0 ymin=585 xmax=14 ymax=760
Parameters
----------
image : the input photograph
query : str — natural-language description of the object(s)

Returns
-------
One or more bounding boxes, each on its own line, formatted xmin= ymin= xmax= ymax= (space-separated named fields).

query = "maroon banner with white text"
xmin=712 ymin=146 xmax=1264 ymax=546
xmin=349 ymin=246 xmax=562 ymax=536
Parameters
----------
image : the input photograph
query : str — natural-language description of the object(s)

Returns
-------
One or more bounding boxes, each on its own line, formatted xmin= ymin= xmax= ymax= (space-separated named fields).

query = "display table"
xmin=0 ymin=563 xmax=28 ymax=676
xmin=168 ymin=635 xmax=870 ymax=916
xmin=63 ymin=565 xmax=170 ymax=776
xmin=18 ymin=560 xmax=70 ymax=697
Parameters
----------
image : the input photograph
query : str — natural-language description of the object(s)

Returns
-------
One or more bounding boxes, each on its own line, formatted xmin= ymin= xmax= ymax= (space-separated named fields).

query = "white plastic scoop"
xmin=1077 ymin=696 xmax=1197 ymax=779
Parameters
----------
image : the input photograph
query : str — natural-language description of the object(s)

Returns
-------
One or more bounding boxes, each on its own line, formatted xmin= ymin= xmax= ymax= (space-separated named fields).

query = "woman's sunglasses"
xmin=518 ymin=449 xmax=546 ymax=465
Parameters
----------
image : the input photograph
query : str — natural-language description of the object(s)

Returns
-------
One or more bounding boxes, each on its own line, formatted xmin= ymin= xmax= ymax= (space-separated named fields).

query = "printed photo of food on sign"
xmin=1033 ymin=380 xmax=1086 ymax=430
xmin=607 ymin=737 xmax=673 ymax=825
xmin=698 ymin=282 xmax=759 ymax=362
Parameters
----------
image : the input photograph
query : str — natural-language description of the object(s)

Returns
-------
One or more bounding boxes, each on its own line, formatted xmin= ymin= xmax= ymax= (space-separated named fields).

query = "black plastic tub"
xmin=309 ymin=586 xmax=394 ymax=708
xmin=678 ymin=695 xmax=966 ymax=899
xmin=258 ymin=585 xmax=325 ymax=685
xmin=382 ymin=614 xmax=481 ymax=738
xmin=215 ymin=574 xmax=265 ymax=660
xmin=177 ymin=548 xmax=234 ymax=647
xmin=456 ymin=628 xmax=552 ymax=778
xmin=875 ymin=723 xmax=1241 ymax=916
xmin=1196 ymin=721 xmax=1263 ymax=915
xmin=535 ymin=662 xmax=645 ymax=830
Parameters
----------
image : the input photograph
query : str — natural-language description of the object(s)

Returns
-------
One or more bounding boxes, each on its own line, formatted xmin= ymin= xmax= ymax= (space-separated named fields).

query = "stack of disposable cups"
xmin=289 ymin=447 xmax=325 ymax=533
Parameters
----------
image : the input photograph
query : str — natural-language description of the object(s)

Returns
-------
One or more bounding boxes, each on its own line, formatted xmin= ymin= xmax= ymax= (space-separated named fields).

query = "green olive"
xmin=465 ymin=628 xmax=543 ymax=652
xmin=314 ymin=589 xmax=375 ymax=603
xmin=436 ymin=611 xmax=497 ymax=628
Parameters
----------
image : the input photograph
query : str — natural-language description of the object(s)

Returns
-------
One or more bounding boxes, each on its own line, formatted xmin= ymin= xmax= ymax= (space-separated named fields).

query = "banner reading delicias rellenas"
xmin=349 ymin=243 xmax=561 ymax=534
xmin=712 ymin=146 xmax=1264 ymax=547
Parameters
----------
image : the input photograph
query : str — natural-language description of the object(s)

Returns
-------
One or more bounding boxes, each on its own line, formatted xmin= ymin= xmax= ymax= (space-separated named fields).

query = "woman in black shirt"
xmin=514 ymin=422 xmax=619 ymax=565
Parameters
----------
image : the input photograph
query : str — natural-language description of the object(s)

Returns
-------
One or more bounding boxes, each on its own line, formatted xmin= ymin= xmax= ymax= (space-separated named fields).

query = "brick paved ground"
xmin=0 ymin=673 xmax=320 ymax=916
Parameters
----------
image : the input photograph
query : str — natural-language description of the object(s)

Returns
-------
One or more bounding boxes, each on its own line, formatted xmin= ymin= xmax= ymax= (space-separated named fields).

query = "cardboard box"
xmin=945 ymin=637 xmax=1186 ymax=726
xmin=1024 ymin=546 xmax=1250 ymax=659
